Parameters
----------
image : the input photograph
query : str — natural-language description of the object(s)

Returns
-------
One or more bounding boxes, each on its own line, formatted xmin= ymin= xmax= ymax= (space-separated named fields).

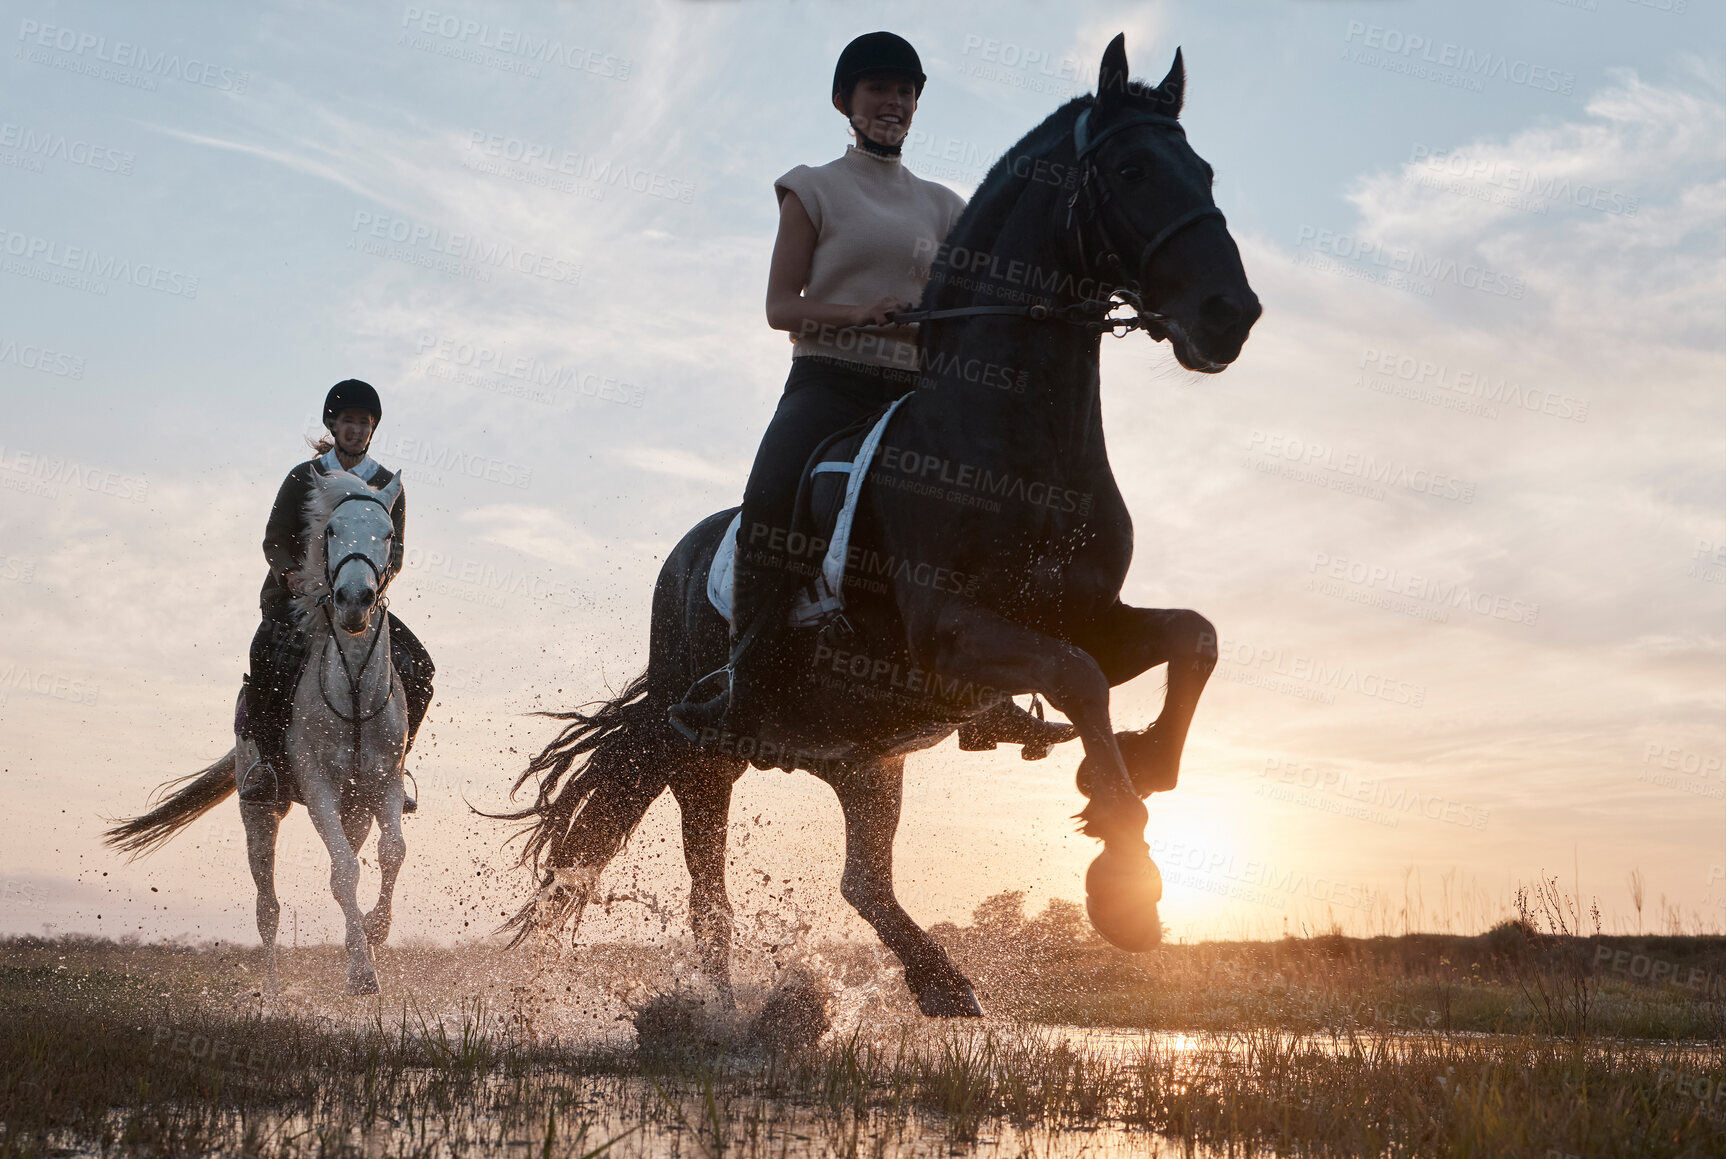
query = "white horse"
xmin=107 ymin=471 xmax=410 ymax=995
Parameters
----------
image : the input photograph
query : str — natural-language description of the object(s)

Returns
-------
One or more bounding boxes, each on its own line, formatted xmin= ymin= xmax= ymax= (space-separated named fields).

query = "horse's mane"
xmin=930 ymin=97 xmax=1088 ymax=293
xmin=290 ymin=471 xmax=378 ymax=622
xmin=924 ymin=75 xmax=1179 ymax=313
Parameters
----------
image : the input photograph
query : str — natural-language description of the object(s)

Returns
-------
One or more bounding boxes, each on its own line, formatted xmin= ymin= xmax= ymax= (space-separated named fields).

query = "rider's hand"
xmin=849 ymin=297 xmax=911 ymax=327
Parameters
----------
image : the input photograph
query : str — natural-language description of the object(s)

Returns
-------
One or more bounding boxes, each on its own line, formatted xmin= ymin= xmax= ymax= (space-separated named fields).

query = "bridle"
xmin=317 ymin=491 xmax=397 ymax=774
xmin=893 ymin=105 xmax=1224 ymax=338
xmin=322 ymin=492 xmax=395 ymax=597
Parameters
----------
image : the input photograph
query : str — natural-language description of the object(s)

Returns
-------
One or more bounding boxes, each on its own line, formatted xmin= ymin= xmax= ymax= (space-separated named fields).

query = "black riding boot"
xmin=668 ymin=554 xmax=793 ymax=746
xmin=388 ymin=613 xmax=434 ymax=814
xmin=240 ymin=604 xmax=308 ymax=803
xmin=957 ymin=697 xmax=1080 ymax=761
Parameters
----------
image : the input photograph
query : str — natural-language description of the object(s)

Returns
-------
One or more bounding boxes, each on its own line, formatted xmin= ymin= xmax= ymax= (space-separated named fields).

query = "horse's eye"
xmin=1117 ymin=165 xmax=1145 ymax=182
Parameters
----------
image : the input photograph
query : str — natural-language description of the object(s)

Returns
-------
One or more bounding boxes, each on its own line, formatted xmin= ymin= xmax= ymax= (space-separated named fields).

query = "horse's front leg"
xmin=300 ymin=778 xmax=379 ymax=995
xmin=364 ymin=774 xmax=406 ymax=948
xmin=927 ymin=603 xmax=1163 ymax=951
xmin=824 ymin=758 xmax=981 ymax=1017
xmin=1071 ymin=603 xmax=1218 ymax=797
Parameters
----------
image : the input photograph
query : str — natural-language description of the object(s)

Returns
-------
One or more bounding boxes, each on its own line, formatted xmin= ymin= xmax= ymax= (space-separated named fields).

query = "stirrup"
xmin=667 ymin=666 xmax=732 ymax=743
xmin=401 ymin=769 xmax=418 ymax=815
xmin=236 ymin=738 xmax=282 ymax=804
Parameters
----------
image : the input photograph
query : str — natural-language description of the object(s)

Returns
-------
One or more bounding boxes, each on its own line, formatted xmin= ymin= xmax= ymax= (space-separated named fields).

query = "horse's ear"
xmin=377 ymin=474 xmax=403 ymax=512
xmin=1153 ymin=47 xmax=1186 ymax=117
xmin=1096 ymin=33 xmax=1130 ymax=116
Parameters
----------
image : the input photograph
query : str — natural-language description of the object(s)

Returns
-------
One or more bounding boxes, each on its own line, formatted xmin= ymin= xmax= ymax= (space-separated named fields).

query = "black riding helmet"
xmin=832 ymin=31 xmax=926 ymax=113
xmin=323 ymin=379 xmax=382 ymax=430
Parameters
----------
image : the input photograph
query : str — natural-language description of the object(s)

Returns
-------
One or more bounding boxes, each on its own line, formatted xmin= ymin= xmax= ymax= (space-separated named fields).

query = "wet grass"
xmin=934 ymin=894 xmax=1726 ymax=1040
xmin=2 ymin=936 xmax=1724 ymax=1157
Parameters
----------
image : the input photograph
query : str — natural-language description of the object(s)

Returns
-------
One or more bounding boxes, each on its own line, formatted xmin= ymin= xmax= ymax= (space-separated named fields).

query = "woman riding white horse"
xmin=240 ymin=379 xmax=434 ymax=807
xmin=668 ymin=32 xmax=1072 ymax=758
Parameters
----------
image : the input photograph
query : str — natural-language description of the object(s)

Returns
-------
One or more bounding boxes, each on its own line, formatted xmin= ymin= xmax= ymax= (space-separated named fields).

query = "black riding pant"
xmin=734 ymin=356 xmax=917 ymax=633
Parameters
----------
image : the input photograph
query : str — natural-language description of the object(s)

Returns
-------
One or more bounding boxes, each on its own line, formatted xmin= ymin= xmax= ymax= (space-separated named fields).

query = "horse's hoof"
xmin=1085 ymin=848 xmax=1164 ymax=952
xmin=915 ymin=980 xmax=985 ymax=1018
xmin=363 ymin=913 xmax=391 ymax=946
xmin=346 ymin=971 xmax=380 ymax=996
xmin=1076 ymin=725 xmax=1177 ymax=799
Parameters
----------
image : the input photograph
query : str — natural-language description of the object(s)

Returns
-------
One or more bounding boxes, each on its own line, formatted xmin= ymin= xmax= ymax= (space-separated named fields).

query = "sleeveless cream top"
xmin=775 ymin=146 xmax=966 ymax=371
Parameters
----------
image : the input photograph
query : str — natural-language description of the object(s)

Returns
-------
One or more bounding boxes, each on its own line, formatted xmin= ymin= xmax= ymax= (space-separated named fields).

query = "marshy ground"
xmin=2 ymin=898 xmax=1722 ymax=1157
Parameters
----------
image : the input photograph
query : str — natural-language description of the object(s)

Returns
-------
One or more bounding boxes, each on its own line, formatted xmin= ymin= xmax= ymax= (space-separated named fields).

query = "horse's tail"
xmin=483 ymin=671 xmax=674 ymax=945
xmin=103 ymin=750 xmax=237 ymax=859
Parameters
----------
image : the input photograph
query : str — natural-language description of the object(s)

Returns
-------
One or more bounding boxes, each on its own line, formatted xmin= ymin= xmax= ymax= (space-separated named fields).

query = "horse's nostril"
xmin=359 ymin=589 xmax=375 ymax=606
xmin=1199 ymin=294 xmax=1244 ymax=332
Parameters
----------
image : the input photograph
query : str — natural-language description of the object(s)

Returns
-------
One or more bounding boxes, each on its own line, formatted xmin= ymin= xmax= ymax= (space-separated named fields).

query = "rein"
xmin=892 ymin=106 xmax=1223 ymax=338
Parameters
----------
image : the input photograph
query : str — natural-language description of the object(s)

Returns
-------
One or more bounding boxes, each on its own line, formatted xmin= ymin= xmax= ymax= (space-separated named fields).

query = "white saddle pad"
xmin=708 ymin=394 xmax=910 ymax=628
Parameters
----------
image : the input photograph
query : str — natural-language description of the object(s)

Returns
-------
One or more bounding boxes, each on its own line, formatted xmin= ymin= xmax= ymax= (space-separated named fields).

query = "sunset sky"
xmin=2 ymin=0 xmax=1721 ymax=951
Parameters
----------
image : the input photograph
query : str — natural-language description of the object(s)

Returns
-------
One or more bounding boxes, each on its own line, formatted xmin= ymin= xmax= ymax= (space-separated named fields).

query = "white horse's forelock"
xmin=291 ymin=472 xmax=381 ymax=622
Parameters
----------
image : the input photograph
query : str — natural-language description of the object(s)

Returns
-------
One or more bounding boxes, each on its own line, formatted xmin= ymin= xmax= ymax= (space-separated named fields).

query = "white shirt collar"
xmin=320 ymin=447 xmax=381 ymax=481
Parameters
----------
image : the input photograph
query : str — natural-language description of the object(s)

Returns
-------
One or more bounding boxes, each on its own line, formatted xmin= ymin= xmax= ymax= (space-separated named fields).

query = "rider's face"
xmin=838 ymin=72 xmax=917 ymax=147
xmin=332 ymin=409 xmax=374 ymax=456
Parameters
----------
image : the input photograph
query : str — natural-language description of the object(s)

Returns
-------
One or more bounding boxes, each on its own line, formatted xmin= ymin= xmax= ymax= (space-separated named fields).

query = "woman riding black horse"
xmin=668 ymin=31 xmax=1071 ymax=757
xmin=239 ymin=379 xmax=434 ymax=807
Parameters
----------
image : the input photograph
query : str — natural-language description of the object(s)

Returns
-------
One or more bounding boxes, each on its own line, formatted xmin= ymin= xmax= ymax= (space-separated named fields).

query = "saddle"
xmin=707 ymin=393 xmax=911 ymax=629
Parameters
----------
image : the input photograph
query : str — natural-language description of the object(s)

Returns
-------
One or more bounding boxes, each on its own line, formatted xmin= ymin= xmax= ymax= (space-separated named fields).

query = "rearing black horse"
xmin=494 ymin=36 xmax=1260 ymax=1016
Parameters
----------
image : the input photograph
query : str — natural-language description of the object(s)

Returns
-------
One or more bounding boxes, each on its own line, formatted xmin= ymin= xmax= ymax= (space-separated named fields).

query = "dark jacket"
xmin=259 ymin=458 xmax=406 ymax=611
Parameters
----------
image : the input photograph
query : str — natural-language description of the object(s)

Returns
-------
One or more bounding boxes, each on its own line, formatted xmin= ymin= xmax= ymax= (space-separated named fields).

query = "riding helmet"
xmin=832 ymin=31 xmax=926 ymax=111
xmin=322 ymin=379 xmax=382 ymax=429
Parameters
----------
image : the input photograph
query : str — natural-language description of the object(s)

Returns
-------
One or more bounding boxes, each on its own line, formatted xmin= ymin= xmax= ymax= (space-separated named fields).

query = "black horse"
xmin=495 ymin=36 xmax=1260 ymax=1016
